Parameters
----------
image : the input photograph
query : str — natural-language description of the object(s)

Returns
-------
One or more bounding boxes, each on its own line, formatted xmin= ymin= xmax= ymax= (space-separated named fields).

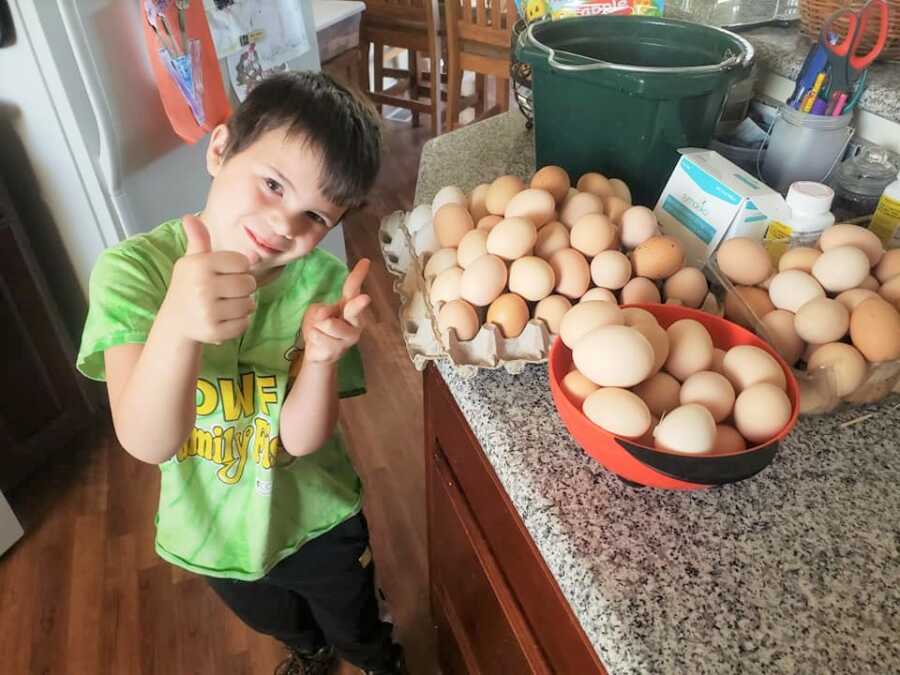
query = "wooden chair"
xmin=358 ymin=0 xmax=443 ymax=136
xmin=443 ymin=0 xmax=516 ymax=131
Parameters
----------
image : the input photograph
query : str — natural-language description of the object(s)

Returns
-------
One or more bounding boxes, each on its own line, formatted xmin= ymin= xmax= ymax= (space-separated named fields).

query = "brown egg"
xmin=430 ymin=266 xmax=464 ymax=305
xmin=794 ymin=298 xmax=850 ymax=344
xmin=486 ymin=293 xmax=529 ymax=338
xmin=879 ymin=274 xmax=900 ymax=305
xmin=477 ymin=214 xmax=503 ymax=231
xmin=620 ymin=206 xmax=658 ymax=249
xmin=423 ymin=248 xmax=458 ymax=280
xmin=590 ymin=250 xmax=633 ymax=290
xmin=530 ymin=166 xmax=571 ymax=204
xmin=875 ymin=249 xmax=900 ymax=283
xmin=583 ymin=388 xmax=652 ymax=439
xmin=570 ymin=213 xmax=618 ymax=257
xmin=778 ymin=246 xmax=821 ymax=273
xmin=573 ymin=325 xmax=655 ymax=387
xmin=460 ymin=254 xmax=507 ymax=307
xmin=456 ymin=229 xmax=488 ymax=268
xmin=760 ymin=309 xmax=805 ymax=366
xmin=819 ymin=224 xmax=884 ymax=267
xmin=509 ymin=256 xmax=556 ymax=302
xmin=561 ymin=368 xmax=598 ymax=407
xmin=581 ymin=287 xmax=618 ymax=304
xmin=505 ymin=188 xmax=557 ymax=228
xmin=604 ymin=196 xmax=630 ymax=225
xmin=835 ymin=288 xmax=879 ymax=312
xmin=733 ymin=383 xmax=792 ymax=444
xmin=549 ymin=248 xmax=591 ymax=299
xmin=633 ymin=371 xmax=681 ymax=417
xmin=714 ymin=425 xmax=747 ymax=454
xmin=665 ymin=319 xmax=714 ymax=381
xmin=849 ymin=297 xmax=900 ymax=362
xmin=534 ymin=221 xmax=570 ymax=259
xmin=768 ymin=270 xmax=825 ymax=313
xmin=608 ymin=178 xmax=632 ymax=204
xmin=485 ymin=175 xmax=525 ymax=215
xmin=812 ymin=246 xmax=870 ymax=292
xmin=433 ymin=203 xmax=474 ymax=248
xmin=534 ymin=295 xmax=572 ymax=335
xmin=722 ymin=345 xmax=786 ymax=392
xmin=622 ymin=307 xmax=658 ymax=327
xmin=559 ymin=192 xmax=605 ymax=228
xmin=631 ymin=235 xmax=685 ymax=280
xmin=807 ymin=342 xmax=868 ymax=398
xmin=664 ymin=267 xmax=708 ymax=309
xmin=716 ymin=237 xmax=772 ymax=286
xmin=621 ymin=277 xmax=662 ymax=305
xmin=468 ymin=183 xmax=491 ymax=223
xmin=680 ymin=370 xmax=735 ymax=423
xmin=724 ymin=286 xmax=775 ymax=329
xmin=632 ymin=320 xmax=670 ymax=376
xmin=437 ymin=299 xmax=480 ymax=343
xmin=559 ymin=300 xmax=625 ymax=349
xmin=711 ymin=348 xmax=727 ymax=376
xmin=576 ymin=172 xmax=614 ymax=199
xmin=486 ymin=217 xmax=537 ymax=261
xmin=701 ymin=292 xmax=722 ymax=316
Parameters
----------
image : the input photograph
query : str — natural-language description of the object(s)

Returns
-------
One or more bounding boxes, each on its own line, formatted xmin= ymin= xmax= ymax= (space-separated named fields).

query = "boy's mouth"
xmin=244 ymin=227 xmax=285 ymax=256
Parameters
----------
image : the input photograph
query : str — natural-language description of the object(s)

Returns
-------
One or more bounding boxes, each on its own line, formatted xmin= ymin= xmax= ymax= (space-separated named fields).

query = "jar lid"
xmin=787 ymin=181 xmax=834 ymax=215
xmin=835 ymin=146 xmax=900 ymax=197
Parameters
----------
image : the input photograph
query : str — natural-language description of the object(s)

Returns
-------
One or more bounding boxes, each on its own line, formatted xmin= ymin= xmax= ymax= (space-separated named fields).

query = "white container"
xmin=763 ymin=181 xmax=835 ymax=263
xmin=869 ymin=170 xmax=900 ymax=249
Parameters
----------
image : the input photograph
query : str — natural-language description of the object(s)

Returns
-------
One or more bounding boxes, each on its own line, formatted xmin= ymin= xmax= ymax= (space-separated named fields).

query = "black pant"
xmin=206 ymin=513 xmax=395 ymax=672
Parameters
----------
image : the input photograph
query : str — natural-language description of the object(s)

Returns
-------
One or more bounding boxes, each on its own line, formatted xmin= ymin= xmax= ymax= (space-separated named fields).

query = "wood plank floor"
xmin=1 ymin=119 xmax=435 ymax=675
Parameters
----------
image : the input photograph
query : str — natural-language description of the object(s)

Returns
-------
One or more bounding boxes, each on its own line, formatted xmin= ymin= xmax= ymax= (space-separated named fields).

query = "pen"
xmin=831 ymin=93 xmax=848 ymax=116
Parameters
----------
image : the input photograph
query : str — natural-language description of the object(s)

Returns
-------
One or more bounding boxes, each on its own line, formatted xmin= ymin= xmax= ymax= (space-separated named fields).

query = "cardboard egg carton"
xmin=379 ymin=210 xmax=552 ymax=378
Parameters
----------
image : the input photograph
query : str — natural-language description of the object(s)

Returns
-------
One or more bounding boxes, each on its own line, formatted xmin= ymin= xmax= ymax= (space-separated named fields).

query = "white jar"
xmin=764 ymin=181 xmax=836 ymax=262
xmin=870 ymin=170 xmax=900 ymax=249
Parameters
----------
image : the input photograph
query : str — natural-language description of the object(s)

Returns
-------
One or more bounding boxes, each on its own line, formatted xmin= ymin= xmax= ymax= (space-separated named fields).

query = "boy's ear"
xmin=206 ymin=124 xmax=230 ymax=177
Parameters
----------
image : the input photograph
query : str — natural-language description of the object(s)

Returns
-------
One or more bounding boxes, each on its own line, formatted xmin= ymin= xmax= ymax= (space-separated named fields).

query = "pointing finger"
xmin=341 ymin=259 xmax=370 ymax=305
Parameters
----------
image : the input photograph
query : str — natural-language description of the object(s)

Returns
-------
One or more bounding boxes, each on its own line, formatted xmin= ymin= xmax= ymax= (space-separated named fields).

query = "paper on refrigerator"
xmin=204 ymin=0 xmax=310 ymax=68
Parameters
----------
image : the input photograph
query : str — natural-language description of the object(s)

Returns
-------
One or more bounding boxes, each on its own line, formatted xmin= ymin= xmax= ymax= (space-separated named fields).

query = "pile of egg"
xmin=715 ymin=228 xmax=900 ymax=400
xmin=558 ymin=305 xmax=793 ymax=454
xmin=415 ymin=167 xmax=718 ymax=345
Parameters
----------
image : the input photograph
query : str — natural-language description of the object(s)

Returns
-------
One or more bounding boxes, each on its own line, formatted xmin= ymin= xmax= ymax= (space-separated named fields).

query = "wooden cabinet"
xmin=424 ymin=365 xmax=606 ymax=675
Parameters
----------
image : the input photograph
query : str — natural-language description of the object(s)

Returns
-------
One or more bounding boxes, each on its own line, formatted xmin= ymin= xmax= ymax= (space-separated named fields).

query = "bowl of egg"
xmin=548 ymin=303 xmax=800 ymax=490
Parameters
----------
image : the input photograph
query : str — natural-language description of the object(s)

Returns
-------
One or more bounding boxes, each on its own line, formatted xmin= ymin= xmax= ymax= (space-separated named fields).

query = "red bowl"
xmin=549 ymin=304 xmax=800 ymax=490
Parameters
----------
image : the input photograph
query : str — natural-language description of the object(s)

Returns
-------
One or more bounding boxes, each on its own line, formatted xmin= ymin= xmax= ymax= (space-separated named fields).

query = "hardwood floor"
xmin=0 ymin=119 xmax=435 ymax=675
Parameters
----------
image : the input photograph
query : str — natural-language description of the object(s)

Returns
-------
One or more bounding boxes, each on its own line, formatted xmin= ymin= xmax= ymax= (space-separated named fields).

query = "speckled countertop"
xmin=414 ymin=112 xmax=900 ymax=674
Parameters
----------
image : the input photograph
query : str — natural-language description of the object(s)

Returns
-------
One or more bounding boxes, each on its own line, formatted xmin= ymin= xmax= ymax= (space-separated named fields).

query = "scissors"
xmin=820 ymin=0 xmax=889 ymax=115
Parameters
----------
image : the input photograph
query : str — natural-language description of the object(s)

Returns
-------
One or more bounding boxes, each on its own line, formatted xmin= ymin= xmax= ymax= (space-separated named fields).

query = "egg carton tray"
xmin=379 ymin=210 xmax=552 ymax=378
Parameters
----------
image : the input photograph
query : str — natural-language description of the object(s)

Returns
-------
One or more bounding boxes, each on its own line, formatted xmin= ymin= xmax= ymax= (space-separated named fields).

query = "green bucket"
xmin=516 ymin=16 xmax=754 ymax=207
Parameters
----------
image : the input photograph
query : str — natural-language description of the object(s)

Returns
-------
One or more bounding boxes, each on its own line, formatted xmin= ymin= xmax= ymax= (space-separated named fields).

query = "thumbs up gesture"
xmin=301 ymin=259 xmax=372 ymax=365
xmin=160 ymin=215 xmax=259 ymax=344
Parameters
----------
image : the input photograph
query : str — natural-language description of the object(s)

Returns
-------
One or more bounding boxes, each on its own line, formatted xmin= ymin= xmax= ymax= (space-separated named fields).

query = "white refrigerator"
xmin=0 ymin=0 xmax=344 ymax=309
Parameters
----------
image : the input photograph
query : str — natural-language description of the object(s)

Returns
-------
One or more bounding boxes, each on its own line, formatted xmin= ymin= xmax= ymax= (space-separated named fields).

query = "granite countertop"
xmin=414 ymin=112 xmax=900 ymax=674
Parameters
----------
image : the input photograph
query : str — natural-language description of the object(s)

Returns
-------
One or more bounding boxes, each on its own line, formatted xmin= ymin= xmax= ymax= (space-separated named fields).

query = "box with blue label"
xmin=653 ymin=149 xmax=788 ymax=266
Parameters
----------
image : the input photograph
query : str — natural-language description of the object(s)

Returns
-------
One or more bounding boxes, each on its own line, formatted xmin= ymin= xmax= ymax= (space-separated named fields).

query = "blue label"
xmin=733 ymin=172 xmax=762 ymax=191
xmin=663 ymin=195 xmax=716 ymax=244
xmin=682 ymin=159 xmax=741 ymax=205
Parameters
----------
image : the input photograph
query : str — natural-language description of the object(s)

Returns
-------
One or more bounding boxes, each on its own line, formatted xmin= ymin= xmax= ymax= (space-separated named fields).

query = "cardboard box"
xmin=654 ymin=149 xmax=788 ymax=266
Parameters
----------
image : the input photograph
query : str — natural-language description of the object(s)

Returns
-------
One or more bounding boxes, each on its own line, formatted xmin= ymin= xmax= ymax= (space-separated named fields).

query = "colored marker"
xmin=802 ymin=72 xmax=826 ymax=113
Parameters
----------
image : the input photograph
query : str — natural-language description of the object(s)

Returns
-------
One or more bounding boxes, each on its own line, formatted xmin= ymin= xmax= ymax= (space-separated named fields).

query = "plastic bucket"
xmin=516 ymin=16 xmax=754 ymax=206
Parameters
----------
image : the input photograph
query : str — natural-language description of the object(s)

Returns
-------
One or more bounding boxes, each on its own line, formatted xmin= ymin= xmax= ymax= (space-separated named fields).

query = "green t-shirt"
xmin=77 ymin=219 xmax=366 ymax=580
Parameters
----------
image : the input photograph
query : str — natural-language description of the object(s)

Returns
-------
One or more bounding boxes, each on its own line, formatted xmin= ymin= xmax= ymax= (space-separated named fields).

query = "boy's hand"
xmin=161 ymin=215 xmax=259 ymax=344
xmin=301 ymin=259 xmax=371 ymax=365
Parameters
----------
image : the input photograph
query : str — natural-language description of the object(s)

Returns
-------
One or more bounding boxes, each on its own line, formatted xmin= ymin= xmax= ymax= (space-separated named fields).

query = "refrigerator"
xmin=0 ymin=0 xmax=343 ymax=314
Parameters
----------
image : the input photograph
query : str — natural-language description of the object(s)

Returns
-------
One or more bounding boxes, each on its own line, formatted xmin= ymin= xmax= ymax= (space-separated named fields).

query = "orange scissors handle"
xmin=822 ymin=0 xmax=889 ymax=70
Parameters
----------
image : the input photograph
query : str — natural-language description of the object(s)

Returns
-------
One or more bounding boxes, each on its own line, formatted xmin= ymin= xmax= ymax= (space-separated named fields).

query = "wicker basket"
xmin=799 ymin=0 xmax=900 ymax=62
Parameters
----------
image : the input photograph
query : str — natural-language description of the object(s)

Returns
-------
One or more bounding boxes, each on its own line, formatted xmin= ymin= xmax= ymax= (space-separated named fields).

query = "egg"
xmin=572 ymin=325 xmax=655 ymax=387
xmin=437 ymin=299 xmax=480 ymax=343
xmin=531 ymin=165 xmax=571 ymax=204
xmin=778 ymin=246 xmax=821 ymax=274
xmin=407 ymin=203 xmax=433 ymax=235
xmin=505 ymin=188 xmax=557 ymax=228
xmin=534 ymin=221 xmax=571 ymax=259
xmin=722 ymin=345 xmax=786 ymax=392
xmin=570 ymin=214 xmax=618 ymax=257
xmin=653 ymin=404 xmax=717 ymax=454
xmin=583 ymin=388 xmax=652 ymax=438
xmin=716 ymin=237 xmax=772 ymax=286
xmin=632 ymin=320 xmax=670 ymax=376
xmin=724 ymin=286 xmax=775 ymax=329
xmin=485 ymin=175 xmax=525 ymax=215
xmin=812 ymin=246 xmax=870 ymax=292
xmin=879 ymin=275 xmax=900 ymax=305
xmin=664 ymin=267 xmax=708 ymax=309
xmin=549 ymin=248 xmax=591 ymax=299
xmin=631 ymin=235 xmax=684 ymax=280
xmin=768 ymin=270 xmax=825 ymax=313
xmin=622 ymin=307 xmax=658 ymax=327
xmin=794 ymin=297 xmax=850 ymax=344
xmin=807 ymin=342 xmax=868 ymax=397
xmin=424 ymin=248 xmax=458 ymax=280
xmin=619 ymin=206 xmax=658 ymax=249
xmin=819 ymin=224 xmax=884 ymax=267
xmin=701 ymin=293 xmax=722 ymax=316
xmin=486 ymin=293 xmax=529 ymax=338
xmin=562 ymin=369 xmax=599 ymax=407
xmin=733 ymin=383 xmax=792 ymax=444
xmin=711 ymin=348 xmax=727 ymax=376
xmin=477 ymin=215 xmax=503 ymax=231
xmin=486 ymin=217 xmax=537 ymax=261
xmin=456 ymin=229 xmax=488 ymax=268
xmin=665 ymin=299 xmax=685 ymax=306
xmin=576 ymin=172 xmax=614 ymax=199
xmin=714 ymin=425 xmax=747 ymax=454
xmin=638 ymin=416 xmax=660 ymax=447
xmin=433 ymin=203 xmax=474 ymax=248
xmin=509 ymin=256 xmax=556 ymax=302
xmin=534 ymin=295 xmax=572 ymax=335
xmin=604 ymin=196 xmax=630 ymax=225
xmin=620 ymin=277 xmax=662 ymax=304
xmin=460 ymin=254 xmax=507 ymax=307
xmin=413 ymin=220 xmax=440 ymax=256
xmin=849 ymin=297 xmax=900 ymax=362
xmin=760 ymin=309 xmax=805 ymax=366
xmin=590 ymin=250 xmax=633 ymax=290
xmin=468 ymin=183 xmax=491 ymax=223
xmin=665 ymin=319 xmax=714 ymax=381
xmin=632 ymin=372 xmax=681 ymax=417
xmin=608 ymin=178 xmax=632 ymax=204
xmin=679 ymin=371 xmax=735 ymax=423
xmin=430 ymin=266 xmax=464 ymax=305
xmin=559 ymin=301 xmax=625 ymax=348
xmin=432 ymin=185 xmax=467 ymax=215
xmin=559 ymin=192 xmax=605 ymax=228
xmin=875 ymin=249 xmax=900 ymax=283
xmin=859 ymin=274 xmax=881 ymax=291
xmin=835 ymin=288 xmax=879 ymax=312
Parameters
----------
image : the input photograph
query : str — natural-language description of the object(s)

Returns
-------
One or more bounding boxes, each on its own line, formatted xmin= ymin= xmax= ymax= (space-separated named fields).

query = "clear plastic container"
xmin=763 ymin=181 xmax=835 ymax=264
xmin=832 ymin=146 xmax=900 ymax=222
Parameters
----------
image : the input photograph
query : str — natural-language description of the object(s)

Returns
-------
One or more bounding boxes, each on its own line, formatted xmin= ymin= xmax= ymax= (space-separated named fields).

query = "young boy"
xmin=76 ymin=72 xmax=403 ymax=675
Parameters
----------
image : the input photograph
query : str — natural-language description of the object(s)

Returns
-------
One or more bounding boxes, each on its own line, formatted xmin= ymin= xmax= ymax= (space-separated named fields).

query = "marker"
xmin=831 ymin=93 xmax=848 ymax=117
xmin=801 ymin=72 xmax=827 ymax=113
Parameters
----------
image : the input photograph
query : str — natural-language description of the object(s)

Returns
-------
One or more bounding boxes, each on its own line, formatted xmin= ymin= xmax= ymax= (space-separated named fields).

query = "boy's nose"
xmin=267 ymin=211 xmax=298 ymax=240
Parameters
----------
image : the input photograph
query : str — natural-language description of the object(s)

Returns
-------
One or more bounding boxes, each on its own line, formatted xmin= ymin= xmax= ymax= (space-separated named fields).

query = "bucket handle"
xmin=522 ymin=20 xmax=754 ymax=74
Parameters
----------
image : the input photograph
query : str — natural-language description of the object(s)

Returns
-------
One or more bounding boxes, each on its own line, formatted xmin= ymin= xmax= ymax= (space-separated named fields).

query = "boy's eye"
xmin=306 ymin=211 xmax=329 ymax=228
xmin=264 ymin=178 xmax=283 ymax=196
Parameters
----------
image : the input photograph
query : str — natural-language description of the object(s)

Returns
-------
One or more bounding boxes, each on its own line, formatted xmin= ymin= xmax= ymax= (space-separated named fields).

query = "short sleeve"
xmin=76 ymin=246 xmax=170 ymax=381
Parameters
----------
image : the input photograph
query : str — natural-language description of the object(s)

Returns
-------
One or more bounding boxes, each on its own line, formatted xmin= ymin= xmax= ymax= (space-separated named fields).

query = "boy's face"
xmin=201 ymin=125 xmax=347 ymax=276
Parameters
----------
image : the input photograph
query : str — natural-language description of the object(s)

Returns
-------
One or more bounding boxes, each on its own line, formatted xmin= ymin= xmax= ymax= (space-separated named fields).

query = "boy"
xmin=76 ymin=72 xmax=403 ymax=675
